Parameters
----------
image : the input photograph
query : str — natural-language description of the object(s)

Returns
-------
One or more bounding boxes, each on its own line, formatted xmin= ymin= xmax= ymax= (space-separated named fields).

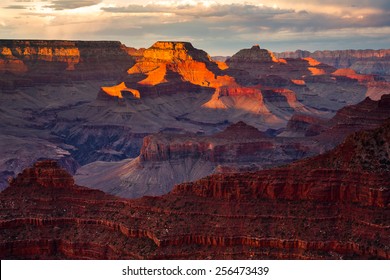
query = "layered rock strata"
xmin=275 ymin=49 xmax=390 ymax=75
xmin=1 ymin=120 xmax=389 ymax=259
xmin=75 ymin=121 xmax=318 ymax=198
xmin=0 ymin=40 xmax=134 ymax=89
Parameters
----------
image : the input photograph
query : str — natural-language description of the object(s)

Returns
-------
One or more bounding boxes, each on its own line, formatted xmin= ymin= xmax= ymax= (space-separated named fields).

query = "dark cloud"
xmin=93 ymin=2 xmax=390 ymax=54
xmin=101 ymin=5 xmax=169 ymax=14
xmin=100 ymin=3 xmax=390 ymax=31
xmin=309 ymin=0 xmax=390 ymax=10
xmin=102 ymin=3 xmax=293 ymax=18
xmin=46 ymin=0 xmax=101 ymax=10
xmin=4 ymin=5 xmax=28 ymax=9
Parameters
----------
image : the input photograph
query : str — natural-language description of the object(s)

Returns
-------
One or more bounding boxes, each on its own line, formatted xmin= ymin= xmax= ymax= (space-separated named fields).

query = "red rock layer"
xmin=1 ymin=121 xmax=389 ymax=260
xmin=101 ymin=41 xmax=236 ymax=99
xmin=138 ymin=121 xmax=313 ymax=166
xmin=284 ymin=114 xmax=326 ymax=136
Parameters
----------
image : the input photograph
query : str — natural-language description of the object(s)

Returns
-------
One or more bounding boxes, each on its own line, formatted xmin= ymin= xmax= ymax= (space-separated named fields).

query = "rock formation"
xmin=275 ymin=49 xmax=390 ymax=75
xmin=75 ymin=93 xmax=390 ymax=199
xmin=100 ymin=41 xmax=235 ymax=99
xmin=1 ymin=39 xmax=389 ymax=196
xmin=1 ymin=120 xmax=389 ymax=259
xmin=0 ymin=40 xmax=134 ymax=90
xmin=75 ymin=121 xmax=319 ymax=198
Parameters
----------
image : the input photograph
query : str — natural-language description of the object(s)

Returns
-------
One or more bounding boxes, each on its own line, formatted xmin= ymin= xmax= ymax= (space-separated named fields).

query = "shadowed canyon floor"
xmin=1 ymin=120 xmax=389 ymax=259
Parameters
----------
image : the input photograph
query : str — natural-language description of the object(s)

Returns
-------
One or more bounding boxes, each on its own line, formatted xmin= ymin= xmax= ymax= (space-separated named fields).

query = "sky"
xmin=0 ymin=0 xmax=389 ymax=55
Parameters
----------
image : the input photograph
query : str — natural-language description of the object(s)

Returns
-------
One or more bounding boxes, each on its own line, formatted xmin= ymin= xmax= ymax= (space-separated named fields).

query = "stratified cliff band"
xmin=1 ymin=120 xmax=389 ymax=259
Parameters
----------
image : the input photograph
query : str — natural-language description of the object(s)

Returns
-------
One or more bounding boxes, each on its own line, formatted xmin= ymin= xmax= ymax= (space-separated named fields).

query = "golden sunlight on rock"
xmin=202 ymin=86 xmax=270 ymax=114
xmin=1 ymin=47 xmax=13 ymax=56
xmin=332 ymin=68 xmax=373 ymax=82
xmin=215 ymin=61 xmax=229 ymax=70
xmin=291 ymin=79 xmax=306 ymax=85
xmin=308 ymin=67 xmax=326 ymax=75
xmin=124 ymin=41 xmax=237 ymax=90
xmin=101 ymin=82 xmax=140 ymax=99
xmin=138 ymin=64 xmax=168 ymax=86
xmin=303 ymin=57 xmax=321 ymax=66
xmin=143 ymin=41 xmax=196 ymax=62
xmin=277 ymin=58 xmax=287 ymax=64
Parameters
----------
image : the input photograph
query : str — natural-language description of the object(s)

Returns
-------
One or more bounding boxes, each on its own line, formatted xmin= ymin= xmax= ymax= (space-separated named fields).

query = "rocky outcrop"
xmin=0 ymin=40 xmax=135 ymax=89
xmin=292 ymin=120 xmax=390 ymax=172
xmin=332 ymin=68 xmax=374 ymax=83
xmin=9 ymin=160 xmax=75 ymax=188
xmin=283 ymin=94 xmax=390 ymax=144
xmin=72 ymin=121 xmax=318 ymax=198
xmin=100 ymin=41 xmax=236 ymax=99
xmin=314 ymin=94 xmax=390 ymax=147
xmin=138 ymin=121 xmax=314 ymax=165
xmin=281 ymin=114 xmax=326 ymax=137
xmin=1 ymin=120 xmax=390 ymax=259
xmin=226 ymin=45 xmax=280 ymax=64
xmin=275 ymin=49 xmax=390 ymax=75
xmin=226 ymin=46 xmax=336 ymax=82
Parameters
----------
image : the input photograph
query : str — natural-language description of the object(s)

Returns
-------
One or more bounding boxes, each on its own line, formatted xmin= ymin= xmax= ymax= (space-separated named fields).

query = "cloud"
xmin=1 ymin=1 xmax=389 ymax=54
xmin=4 ymin=5 xmax=28 ymax=9
xmin=100 ymin=2 xmax=390 ymax=32
xmin=102 ymin=3 xmax=293 ymax=17
xmin=46 ymin=0 xmax=102 ymax=10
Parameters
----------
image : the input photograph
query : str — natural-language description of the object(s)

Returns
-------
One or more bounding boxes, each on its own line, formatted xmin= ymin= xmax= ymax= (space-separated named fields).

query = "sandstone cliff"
xmin=0 ymin=40 xmax=135 ymax=89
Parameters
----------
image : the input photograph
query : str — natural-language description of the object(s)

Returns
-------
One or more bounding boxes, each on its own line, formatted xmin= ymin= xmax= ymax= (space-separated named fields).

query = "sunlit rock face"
xmin=138 ymin=41 xmax=230 ymax=88
xmin=1 ymin=121 xmax=389 ymax=260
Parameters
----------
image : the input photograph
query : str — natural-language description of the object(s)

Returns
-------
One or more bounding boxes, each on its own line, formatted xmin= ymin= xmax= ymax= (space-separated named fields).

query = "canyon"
xmin=1 ymin=119 xmax=389 ymax=259
xmin=1 ymin=40 xmax=389 ymax=195
xmin=0 ymin=39 xmax=390 ymax=259
xmin=75 ymin=94 xmax=390 ymax=198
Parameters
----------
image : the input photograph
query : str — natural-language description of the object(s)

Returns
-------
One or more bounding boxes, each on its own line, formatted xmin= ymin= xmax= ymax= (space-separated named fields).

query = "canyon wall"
xmin=0 ymin=40 xmax=134 ymax=89
xmin=1 ymin=120 xmax=389 ymax=259
xmin=275 ymin=49 xmax=390 ymax=75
